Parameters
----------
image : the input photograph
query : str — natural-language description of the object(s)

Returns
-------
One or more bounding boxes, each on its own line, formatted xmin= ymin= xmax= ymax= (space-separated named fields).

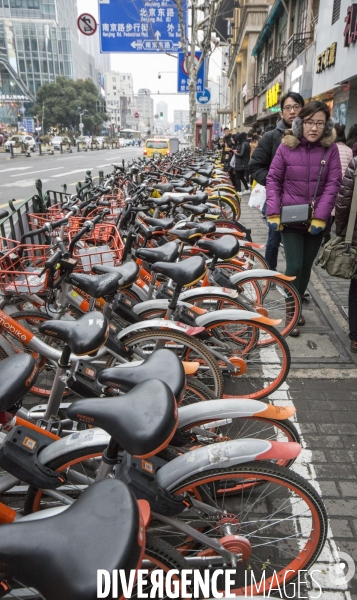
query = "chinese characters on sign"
xmin=0 ymin=94 xmax=29 ymax=102
xmin=99 ymin=0 xmax=186 ymax=53
xmin=316 ymin=43 xmax=337 ymax=73
xmin=177 ymin=52 xmax=205 ymax=93
xmin=265 ymin=83 xmax=281 ymax=109
xmin=344 ymin=3 xmax=357 ymax=47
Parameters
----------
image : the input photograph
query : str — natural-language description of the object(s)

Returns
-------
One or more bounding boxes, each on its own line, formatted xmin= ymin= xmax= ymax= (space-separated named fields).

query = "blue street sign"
xmin=177 ymin=52 xmax=205 ymax=94
xmin=99 ymin=0 xmax=186 ymax=53
xmin=19 ymin=119 xmax=34 ymax=133
xmin=196 ymin=88 xmax=211 ymax=104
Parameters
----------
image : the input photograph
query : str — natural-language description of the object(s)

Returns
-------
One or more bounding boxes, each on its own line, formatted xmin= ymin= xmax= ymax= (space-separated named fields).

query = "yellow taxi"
xmin=143 ymin=137 xmax=179 ymax=158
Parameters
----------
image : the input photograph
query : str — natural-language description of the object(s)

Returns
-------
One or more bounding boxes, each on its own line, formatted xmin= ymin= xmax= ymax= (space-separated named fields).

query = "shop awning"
xmin=252 ymin=0 xmax=285 ymax=57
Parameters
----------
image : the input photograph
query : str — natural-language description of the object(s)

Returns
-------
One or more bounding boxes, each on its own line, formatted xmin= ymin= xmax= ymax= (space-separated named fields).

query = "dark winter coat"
xmin=335 ymin=156 xmax=357 ymax=247
xmin=248 ymin=119 xmax=289 ymax=186
xmin=221 ymin=133 xmax=234 ymax=163
xmin=234 ymin=141 xmax=250 ymax=171
xmin=266 ymin=123 xmax=342 ymax=222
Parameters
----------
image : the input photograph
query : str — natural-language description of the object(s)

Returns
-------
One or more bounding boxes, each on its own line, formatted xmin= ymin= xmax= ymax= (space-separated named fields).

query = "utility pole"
xmin=201 ymin=0 xmax=209 ymax=150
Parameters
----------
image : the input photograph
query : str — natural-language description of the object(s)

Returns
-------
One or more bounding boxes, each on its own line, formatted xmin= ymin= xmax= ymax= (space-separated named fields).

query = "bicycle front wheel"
xmin=155 ymin=462 xmax=328 ymax=596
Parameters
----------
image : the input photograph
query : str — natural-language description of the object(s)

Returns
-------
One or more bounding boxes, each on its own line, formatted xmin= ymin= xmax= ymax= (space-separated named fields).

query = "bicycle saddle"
xmin=152 ymin=256 xmax=206 ymax=287
xmin=182 ymin=203 xmax=207 ymax=215
xmin=186 ymin=220 xmax=216 ymax=234
xmin=143 ymin=196 xmax=170 ymax=207
xmin=142 ymin=216 xmax=174 ymax=229
xmin=182 ymin=171 xmax=196 ymax=180
xmin=172 ymin=186 xmax=195 ymax=194
xmin=186 ymin=191 xmax=209 ymax=205
xmin=98 ymin=349 xmax=185 ymax=404
xmin=197 ymin=235 xmax=240 ymax=260
xmin=153 ymin=183 xmax=173 ymax=193
xmin=92 ymin=261 xmax=139 ymax=287
xmin=168 ymin=178 xmax=186 ymax=187
xmin=0 ymin=354 xmax=38 ymax=412
xmin=0 ymin=479 xmax=143 ymax=600
xmin=191 ymin=175 xmax=211 ymax=188
xmin=197 ymin=169 xmax=213 ymax=177
xmin=167 ymin=228 xmax=202 ymax=242
xmin=69 ymin=272 xmax=121 ymax=298
xmin=67 ymin=379 xmax=177 ymax=457
xmin=136 ymin=241 xmax=179 ymax=264
xmin=39 ymin=311 xmax=108 ymax=356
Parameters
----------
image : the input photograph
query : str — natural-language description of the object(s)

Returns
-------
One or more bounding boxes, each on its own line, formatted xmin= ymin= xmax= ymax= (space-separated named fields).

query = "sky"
xmin=77 ymin=0 xmax=222 ymax=120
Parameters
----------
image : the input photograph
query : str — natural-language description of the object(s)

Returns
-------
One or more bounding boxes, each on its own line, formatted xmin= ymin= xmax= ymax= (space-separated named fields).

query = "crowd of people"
xmin=218 ymin=92 xmax=357 ymax=351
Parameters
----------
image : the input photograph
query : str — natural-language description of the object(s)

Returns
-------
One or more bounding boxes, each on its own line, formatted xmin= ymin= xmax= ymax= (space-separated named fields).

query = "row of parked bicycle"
xmin=0 ymin=149 xmax=327 ymax=598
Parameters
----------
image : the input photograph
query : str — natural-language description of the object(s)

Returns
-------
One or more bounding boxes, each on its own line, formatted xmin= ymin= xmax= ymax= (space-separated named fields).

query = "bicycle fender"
xmin=156 ymin=439 xmax=301 ymax=491
xmin=116 ymin=319 xmax=205 ymax=340
xmin=133 ymin=299 xmax=192 ymax=316
xmin=38 ymin=428 xmax=110 ymax=466
xmin=177 ymin=399 xmax=296 ymax=429
xmin=130 ymin=282 xmax=148 ymax=302
xmin=194 ymin=308 xmax=281 ymax=328
xmin=230 ymin=269 xmax=295 ymax=285
xmin=179 ymin=287 xmax=239 ymax=301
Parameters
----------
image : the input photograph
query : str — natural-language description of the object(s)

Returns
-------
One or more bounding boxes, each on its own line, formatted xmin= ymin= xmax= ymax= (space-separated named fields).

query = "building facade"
xmin=312 ymin=0 xmax=357 ymax=129
xmin=227 ymin=0 xmax=274 ymax=131
xmin=104 ymin=71 xmax=135 ymax=131
xmin=232 ymin=0 xmax=319 ymax=130
xmin=155 ymin=100 xmax=169 ymax=133
xmin=0 ymin=0 xmax=97 ymax=124
xmin=135 ymin=89 xmax=154 ymax=132
xmin=174 ymin=109 xmax=189 ymax=132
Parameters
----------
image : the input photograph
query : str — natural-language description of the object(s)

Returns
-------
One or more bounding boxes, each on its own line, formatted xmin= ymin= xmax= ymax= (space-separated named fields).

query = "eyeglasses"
xmin=282 ymin=105 xmax=302 ymax=112
xmin=303 ymin=120 xmax=326 ymax=129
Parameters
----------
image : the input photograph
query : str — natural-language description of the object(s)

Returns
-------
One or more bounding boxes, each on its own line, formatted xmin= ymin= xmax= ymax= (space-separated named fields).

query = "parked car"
xmin=4 ymin=135 xmax=36 ymax=152
xmin=93 ymin=136 xmax=109 ymax=148
xmin=118 ymin=137 xmax=129 ymax=147
xmin=51 ymin=136 xmax=71 ymax=150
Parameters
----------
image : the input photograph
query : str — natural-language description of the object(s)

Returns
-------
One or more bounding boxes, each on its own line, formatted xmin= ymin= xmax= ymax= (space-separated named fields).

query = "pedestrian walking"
xmin=335 ymin=156 xmax=357 ymax=352
xmin=266 ymin=100 xmax=342 ymax=336
xmin=232 ymin=132 xmax=250 ymax=193
xmin=249 ymin=91 xmax=305 ymax=270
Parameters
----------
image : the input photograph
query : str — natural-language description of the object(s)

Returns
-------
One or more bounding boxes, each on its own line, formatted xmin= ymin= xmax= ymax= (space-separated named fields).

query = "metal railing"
xmin=266 ymin=56 xmax=286 ymax=83
xmin=286 ymin=33 xmax=312 ymax=64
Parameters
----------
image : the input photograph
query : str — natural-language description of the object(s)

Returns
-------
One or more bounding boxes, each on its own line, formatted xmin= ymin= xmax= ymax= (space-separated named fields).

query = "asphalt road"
xmin=0 ymin=146 xmax=143 ymax=209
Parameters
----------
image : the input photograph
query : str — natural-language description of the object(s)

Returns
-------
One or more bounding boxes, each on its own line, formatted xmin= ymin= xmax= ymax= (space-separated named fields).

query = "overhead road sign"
xmin=196 ymin=88 xmax=211 ymax=104
xmin=77 ymin=13 xmax=97 ymax=36
xmin=99 ymin=0 xmax=187 ymax=53
xmin=178 ymin=52 xmax=205 ymax=93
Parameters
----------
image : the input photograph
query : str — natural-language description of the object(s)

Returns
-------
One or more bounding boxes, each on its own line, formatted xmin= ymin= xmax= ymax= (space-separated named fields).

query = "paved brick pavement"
xmin=240 ymin=196 xmax=357 ymax=598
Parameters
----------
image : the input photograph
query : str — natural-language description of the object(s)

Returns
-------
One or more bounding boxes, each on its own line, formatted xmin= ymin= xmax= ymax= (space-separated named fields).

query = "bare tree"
xmin=174 ymin=0 xmax=223 ymax=150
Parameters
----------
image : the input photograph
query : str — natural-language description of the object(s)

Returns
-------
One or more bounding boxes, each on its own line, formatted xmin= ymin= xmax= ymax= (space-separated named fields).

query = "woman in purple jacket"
xmin=266 ymin=101 xmax=342 ymax=336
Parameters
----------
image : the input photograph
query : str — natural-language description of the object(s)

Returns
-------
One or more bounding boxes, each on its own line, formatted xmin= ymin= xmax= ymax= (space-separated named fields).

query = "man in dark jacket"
xmin=233 ymin=132 xmax=250 ymax=192
xmin=249 ymin=92 xmax=304 ymax=269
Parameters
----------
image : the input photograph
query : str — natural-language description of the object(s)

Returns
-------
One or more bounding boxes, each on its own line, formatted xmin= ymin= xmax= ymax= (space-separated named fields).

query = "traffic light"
xmin=159 ymin=112 xmax=163 ymax=119
xmin=17 ymin=111 xmax=21 ymax=122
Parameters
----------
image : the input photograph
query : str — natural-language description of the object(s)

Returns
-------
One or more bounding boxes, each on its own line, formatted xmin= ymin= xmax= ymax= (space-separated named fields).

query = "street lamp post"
xmin=77 ymin=107 xmax=88 ymax=136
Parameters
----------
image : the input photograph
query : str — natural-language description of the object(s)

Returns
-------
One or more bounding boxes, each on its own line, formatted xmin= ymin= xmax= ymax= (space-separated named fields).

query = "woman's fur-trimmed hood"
xmin=281 ymin=116 xmax=337 ymax=149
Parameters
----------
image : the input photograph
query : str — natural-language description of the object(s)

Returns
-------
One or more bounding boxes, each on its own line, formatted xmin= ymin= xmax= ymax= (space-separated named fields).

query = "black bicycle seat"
xmin=169 ymin=178 xmax=186 ymax=187
xmin=182 ymin=171 xmax=196 ymax=180
xmin=0 ymin=354 xmax=38 ymax=411
xmin=143 ymin=196 xmax=170 ymax=207
xmin=98 ymin=349 xmax=185 ymax=404
xmin=92 ymin=261 xmax=139 ymax=287
xmin=142 ymin=216 xmax=174 ymax=229
xmin=0 ymin=479 xmax=143 ymax=600
xmin=69 ymin=272 xmax=121 ymax=298
xmin=191 ymin=175 xmax=211 ymax=188
xmin=197 ymin=234 xmax=240 ymax=260
xmin=186 ymin=221 xmax=216 ymax=234
xmin=167 ymin=228 xmax=202 ymax=242
xmin=185 ymin=192 xmax=209 ymax=205
xmin=182 ymin=203 xmax=207 ymax=215
xmin=197 ymin=169 xmax=213 ymax=177
xmin=152 ymin=256 xmax=206 ymax=287
xmin=153 ymin=183 xmax=173 ymax=193
xmin=38 ymin=311 xmax=108 ymax=356
xmin=67 ymin=379 xmax=177 ymax=457
xmin=172 ymin=186 xmax=195 ymax=194
xmin=136 ymin=241 xmax=179 ymax=264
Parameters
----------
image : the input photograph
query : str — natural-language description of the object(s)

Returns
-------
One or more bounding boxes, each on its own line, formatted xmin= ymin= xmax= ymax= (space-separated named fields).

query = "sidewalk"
xmin=240 ymin=196 xmax=357 ymax=598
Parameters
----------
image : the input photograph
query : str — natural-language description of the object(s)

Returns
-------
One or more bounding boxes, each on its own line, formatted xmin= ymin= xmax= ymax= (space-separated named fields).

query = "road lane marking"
xmin=1 ymin=179 xmax=50 ymax=188
xmin=0 ymin=199 xmax=24 ymax=208
xmin=10 ymin=167 xmax=64 ymax=177
xmin=51 ymin=169 xmax=93 ymax=178
xmin=0 ymin=166 xmax=32 ymax=173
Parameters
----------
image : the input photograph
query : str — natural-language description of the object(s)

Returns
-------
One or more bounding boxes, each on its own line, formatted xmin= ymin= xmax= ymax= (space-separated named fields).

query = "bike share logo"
xmin=0 ymin=316 xmax=27 ymax=341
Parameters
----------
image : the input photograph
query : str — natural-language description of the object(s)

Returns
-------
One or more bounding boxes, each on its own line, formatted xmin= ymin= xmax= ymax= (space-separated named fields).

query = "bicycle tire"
xmin=203 ymin=319 xmax=291 ymax=399
xmin=109 ymin=328 xmax=223 ymax=400
xmin=160 ymin=461 xmax=328 ymax=596
xmin=207 ymin=195 xmax=240 ymax=221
